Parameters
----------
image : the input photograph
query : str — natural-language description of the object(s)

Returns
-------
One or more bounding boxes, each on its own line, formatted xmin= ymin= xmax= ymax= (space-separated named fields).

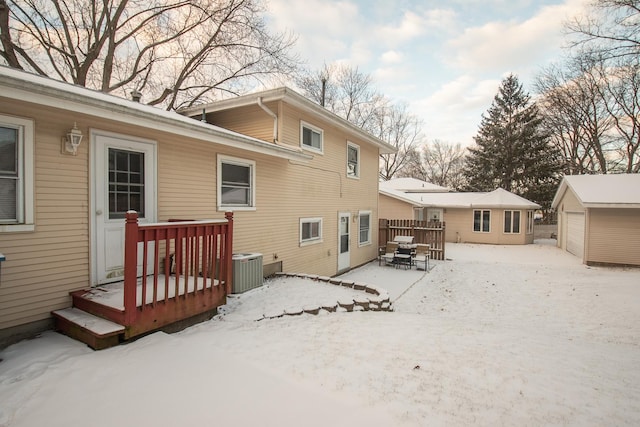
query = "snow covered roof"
xmin=472 ymin=188 xmax=541 ymax=209
xmin=379 ymin=186 xmax=540 ymax=209
xmin=379 ymin=178 xmax=450 ymax=193
xmin=0 ymin=66 xmax=312 ymax=162
xmin=552 ymin=174 xmax=640 ymax=208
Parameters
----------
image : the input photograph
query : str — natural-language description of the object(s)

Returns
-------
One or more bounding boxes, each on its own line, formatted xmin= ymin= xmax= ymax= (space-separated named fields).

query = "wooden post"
xmin=224 ymin=211 xmax=234 ymax=295
xmin=124 ymin=211 xmax=139 ymax=325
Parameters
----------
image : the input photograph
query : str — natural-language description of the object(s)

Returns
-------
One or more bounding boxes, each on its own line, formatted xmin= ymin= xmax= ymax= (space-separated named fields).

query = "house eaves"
xmin=180 ymin=87 xmax=397 ymax=154
xmin=0 ymin=67 xmax=312 ymax=162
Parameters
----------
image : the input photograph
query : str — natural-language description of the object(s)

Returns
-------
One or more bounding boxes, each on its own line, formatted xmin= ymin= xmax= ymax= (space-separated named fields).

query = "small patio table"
xmin=394 ymin=246 xmax=414 ymax=269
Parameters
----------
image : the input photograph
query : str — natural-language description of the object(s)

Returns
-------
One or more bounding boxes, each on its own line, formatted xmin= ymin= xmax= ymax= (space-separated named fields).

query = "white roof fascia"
xmin=0 ymin=68 xmax=312 ymax=162
xmin=582 ymin=202 xmax=640 ymax=208
xmin=181 ymin=87 xmax=398 ymax=155
xmin=551 ymin=180 xmax=568 ymax=209
xmin=379 ymin=188 xmax=422 ymax=207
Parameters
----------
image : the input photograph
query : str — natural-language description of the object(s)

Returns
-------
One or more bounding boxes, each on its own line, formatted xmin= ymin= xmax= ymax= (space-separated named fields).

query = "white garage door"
xmin=566 ymin=212 xmax=585 ymax=258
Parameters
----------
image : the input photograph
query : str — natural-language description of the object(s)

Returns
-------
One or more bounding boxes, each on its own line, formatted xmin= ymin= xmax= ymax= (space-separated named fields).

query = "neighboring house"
xmin=0 ymin=67 xmax=395 ymax=345
xmin=551 ymin=174 xmax=640 ymax=266
xmin=379 ymin=178 xmax=540 ymax=245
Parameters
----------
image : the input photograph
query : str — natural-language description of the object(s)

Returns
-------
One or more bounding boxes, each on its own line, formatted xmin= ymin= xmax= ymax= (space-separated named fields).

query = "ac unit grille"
xmin=232 ymin=253 xmax=263 ymax=293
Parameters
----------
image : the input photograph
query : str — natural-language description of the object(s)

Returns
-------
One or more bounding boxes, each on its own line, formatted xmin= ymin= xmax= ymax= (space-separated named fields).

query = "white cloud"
xmin=266 ymin=0 xmax=364 ymax=68
xmin=445 ymin=0 xmax=591 ymax=75
xmin=409 ymin=76 xmax=503 ymax=145
xmin=380 ymin=50 xmax=404 ymax=64
xmin=263 ymin=0 xmax=593 ymax=147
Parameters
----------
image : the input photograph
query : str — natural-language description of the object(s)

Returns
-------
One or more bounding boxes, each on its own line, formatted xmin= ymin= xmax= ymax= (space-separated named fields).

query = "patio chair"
xmin=379 ymin=241 xmax=399 ymax=266
xmin=414 ymin=244 xmax=430 ymax=271
xmin=394 ymin=246 xmax=412 ymax=269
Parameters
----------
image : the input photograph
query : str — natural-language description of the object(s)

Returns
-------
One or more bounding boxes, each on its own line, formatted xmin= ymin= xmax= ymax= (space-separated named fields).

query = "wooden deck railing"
xmin=379 ymin=219 xmax=446 ymax=261
xmin=122 ymin=211 xmax=233 ymax=331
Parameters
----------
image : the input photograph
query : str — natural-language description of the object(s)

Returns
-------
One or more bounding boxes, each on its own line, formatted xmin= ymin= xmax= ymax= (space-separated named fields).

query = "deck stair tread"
xmin=53 ymin=307 xmax=125 ymax=336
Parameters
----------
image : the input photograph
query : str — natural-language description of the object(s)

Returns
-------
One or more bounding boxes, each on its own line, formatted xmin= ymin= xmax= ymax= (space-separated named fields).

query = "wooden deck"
xmin=54 ymin=212 xmax=234 ymax=349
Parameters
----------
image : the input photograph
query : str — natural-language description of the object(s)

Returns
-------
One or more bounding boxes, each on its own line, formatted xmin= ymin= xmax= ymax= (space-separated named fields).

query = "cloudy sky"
xmin=266 ymin=0 xmax=591 ymax=147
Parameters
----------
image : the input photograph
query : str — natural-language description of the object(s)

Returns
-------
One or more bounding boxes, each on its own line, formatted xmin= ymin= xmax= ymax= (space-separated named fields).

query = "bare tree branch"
xmin=1 ymin=0 xmax=299 ymax=109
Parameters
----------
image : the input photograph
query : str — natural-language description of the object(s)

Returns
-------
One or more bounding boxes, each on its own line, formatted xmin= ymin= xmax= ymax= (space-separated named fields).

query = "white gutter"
xmin=0 ymin=67 xmax=312 ymax=162
xmin=257 ymin=97 xmax=278 ymax=143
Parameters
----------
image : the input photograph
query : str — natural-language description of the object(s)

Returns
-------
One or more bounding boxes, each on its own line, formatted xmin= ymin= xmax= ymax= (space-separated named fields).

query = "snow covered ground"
xmin=1 ymin=241 xmax=639 ymax=426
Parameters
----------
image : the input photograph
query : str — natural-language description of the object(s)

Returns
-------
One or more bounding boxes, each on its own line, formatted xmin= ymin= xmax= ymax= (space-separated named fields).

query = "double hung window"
xmin=0 ymin=114 xmax=34 ymax=232
xmin=526 ymin=210 xmax=534 ymax=234
xmin=359 ymin=211 xmax=371 ymax=245
xmin=504 ymin=210 xmax=521 ymax=234
xmin=301 ymin=121 xmax=323 ymax=153
xmin=347 ymin=142 xmax=359 ymax=178
xmin=218 ymin=155 xmax=255 ymax=210
xmin=473 ymin=210 xmax=490 ymax=233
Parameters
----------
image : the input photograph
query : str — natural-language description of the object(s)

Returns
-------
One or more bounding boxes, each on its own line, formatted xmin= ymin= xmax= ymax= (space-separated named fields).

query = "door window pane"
xmin=108 ymin=148 xmax=145 ymax=219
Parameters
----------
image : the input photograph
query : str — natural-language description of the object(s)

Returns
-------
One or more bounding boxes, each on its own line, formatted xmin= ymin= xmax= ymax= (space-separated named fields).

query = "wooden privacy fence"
xmin=379 ymin=219 xmax=445 ymax=261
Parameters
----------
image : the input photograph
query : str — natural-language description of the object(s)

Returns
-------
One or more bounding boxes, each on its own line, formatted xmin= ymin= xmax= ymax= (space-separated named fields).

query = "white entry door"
xmin=93 ymin=132 xmax=157 ymax=285
xmin=338 ymin=212 xmax=351 ymax=272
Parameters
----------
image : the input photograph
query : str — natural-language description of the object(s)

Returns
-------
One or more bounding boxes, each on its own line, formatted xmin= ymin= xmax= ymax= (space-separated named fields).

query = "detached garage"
xmin=552 ymin=174 xmax=640 ymax=267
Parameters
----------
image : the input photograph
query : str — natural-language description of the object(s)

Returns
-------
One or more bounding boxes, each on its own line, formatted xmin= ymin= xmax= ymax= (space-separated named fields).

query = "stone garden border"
xmin=256 ymin=273 xmax=393 ymax=321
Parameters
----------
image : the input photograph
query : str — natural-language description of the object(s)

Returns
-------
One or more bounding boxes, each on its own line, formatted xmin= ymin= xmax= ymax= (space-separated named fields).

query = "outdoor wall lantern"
xmin=63 ymin=122 xmax=83 ymax=155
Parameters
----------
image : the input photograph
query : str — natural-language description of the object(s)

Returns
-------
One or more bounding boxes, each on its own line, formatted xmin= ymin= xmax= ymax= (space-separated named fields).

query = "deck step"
xmin=53 ymin=308 xmax=125 ymax=350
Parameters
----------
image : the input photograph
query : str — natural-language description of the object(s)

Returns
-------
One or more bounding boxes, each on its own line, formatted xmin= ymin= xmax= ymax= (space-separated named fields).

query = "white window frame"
xmin=503 ymin=210 xmax=521 ymax=234
xmin=217 ymin=154 xmax=256 ymax=211
xmin=358 ymin=210 xmax=371 ymax=246
xmin=473 ymin=209 xmax=491 ymax=233
xmin=346 ymin=141 xmax=360 ymax=179
xmin=0 ymin=114 xmax=34 ymax=232
xmin=526 ymin=210 xmax=534 ymax=234
xmin=300 ymin=121 xmax=323 ymax=154
xmin=300 ymin=217 xmax=323 ymax=246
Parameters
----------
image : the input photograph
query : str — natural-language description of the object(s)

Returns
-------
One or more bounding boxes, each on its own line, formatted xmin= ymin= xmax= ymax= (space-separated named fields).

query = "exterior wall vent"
xmin=232 ymin=253 xmax=263 ymax=293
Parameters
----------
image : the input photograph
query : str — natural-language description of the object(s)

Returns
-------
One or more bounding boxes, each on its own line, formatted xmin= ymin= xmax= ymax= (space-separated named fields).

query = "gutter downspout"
xmin=257 ymin=97 xmax=278 ymax=144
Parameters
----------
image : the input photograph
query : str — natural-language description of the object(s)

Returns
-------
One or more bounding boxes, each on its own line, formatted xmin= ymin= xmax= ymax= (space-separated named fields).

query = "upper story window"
xmin=504 ymin=210 xmax=521 ymax=234
xmin=0 ymin=114 xmax=34 ymax=232
xmin=347 ymin=141 xmax=360 ymax=178
xmin=300 ymin=121 xmax=323 ymax=153
xmin=217 ymin=155 xmax=256 ymax=211
xmin=473 ymin=209 xmax=490 ymax=233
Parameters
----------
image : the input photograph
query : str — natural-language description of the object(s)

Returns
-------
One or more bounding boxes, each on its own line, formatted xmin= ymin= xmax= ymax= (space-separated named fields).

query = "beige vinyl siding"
xmin=444 ymin=208 xmax=529 ymax=244
xmin=0 ymin=101 xmax=90 ymax=330
xmin=443 ymin=209 xmax=469 ymax=243
xmin=206 ymin=103 xmax=276 ymax=143
xmin=378 ymin=194 xmax=415 ymax=219
xmin=168 ymin=102 xmax=379 ymax=274
xmin=0 ymin=94 xmax=381 ymax=334
xmin=586 ymin=208 xmax=640 ymax=266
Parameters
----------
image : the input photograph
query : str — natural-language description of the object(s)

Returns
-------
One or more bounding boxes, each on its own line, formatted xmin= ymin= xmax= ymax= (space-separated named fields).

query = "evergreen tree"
xmin=463 ymin=74 xmax=562 ymax=211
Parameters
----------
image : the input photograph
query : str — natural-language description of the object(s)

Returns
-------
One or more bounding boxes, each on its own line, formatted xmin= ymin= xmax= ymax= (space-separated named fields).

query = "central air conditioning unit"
xmin=232 ymin=253 xmax=263 ymax=293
